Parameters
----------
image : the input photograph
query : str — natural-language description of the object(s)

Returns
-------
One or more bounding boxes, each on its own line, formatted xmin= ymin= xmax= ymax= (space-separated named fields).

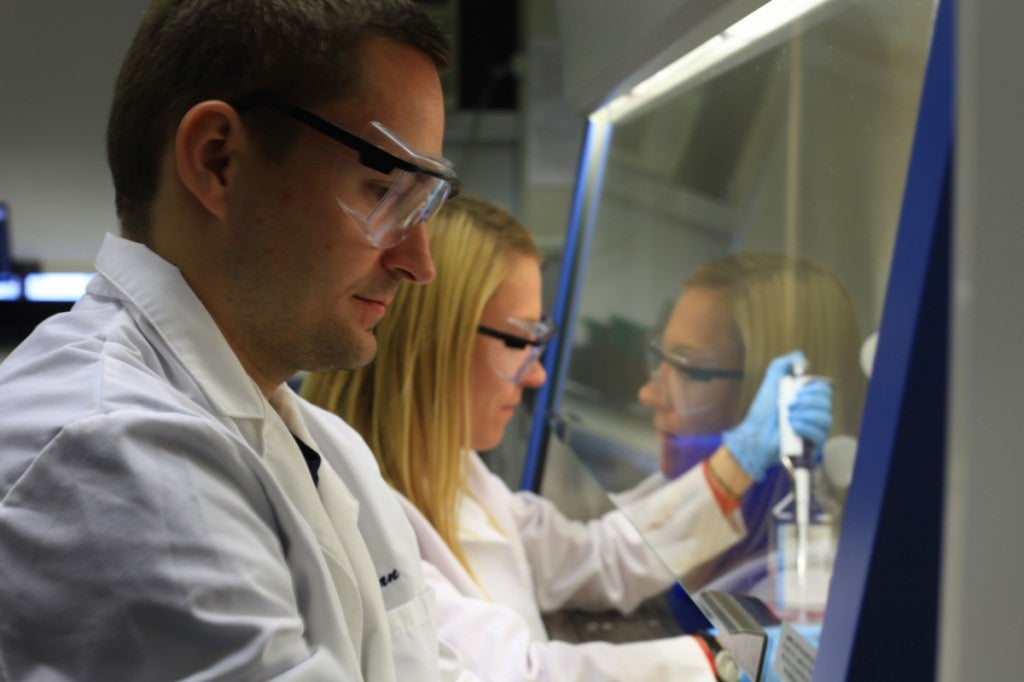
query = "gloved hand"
xmin=722 ymin=350 xmax=834 ymax=482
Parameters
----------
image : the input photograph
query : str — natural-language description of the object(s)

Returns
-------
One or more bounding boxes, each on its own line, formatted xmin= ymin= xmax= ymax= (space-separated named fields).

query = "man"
xmin=0 ymin=1 xmax=460 ymax=679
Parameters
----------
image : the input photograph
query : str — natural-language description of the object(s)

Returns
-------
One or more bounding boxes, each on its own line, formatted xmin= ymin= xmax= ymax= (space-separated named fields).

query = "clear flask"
xmin=769 ymin=487 xmax=835 ymax=623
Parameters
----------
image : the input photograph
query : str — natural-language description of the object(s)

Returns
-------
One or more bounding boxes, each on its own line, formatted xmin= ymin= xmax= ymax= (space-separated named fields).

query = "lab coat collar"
xmin=91 ymin=232 xmax=266 ymax=421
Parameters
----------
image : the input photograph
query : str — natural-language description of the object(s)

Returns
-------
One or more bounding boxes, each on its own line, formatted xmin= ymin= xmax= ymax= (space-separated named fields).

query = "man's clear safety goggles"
xmin=233 ymin=93 xmax=461 ymax=248
xmin=645 ymin=334 xmax=744 ymax=416
xmin=477 ymin=315 xmax=557 ymax=385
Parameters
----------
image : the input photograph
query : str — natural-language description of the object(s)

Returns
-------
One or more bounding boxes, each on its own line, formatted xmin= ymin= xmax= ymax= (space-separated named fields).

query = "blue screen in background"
xmin=0 ymin=276 xmax=20 ymax=301
xmin=23 ymin=272 xmax=93 ymax=302
xmin=0 ymin=203 xmax=93 ymax=303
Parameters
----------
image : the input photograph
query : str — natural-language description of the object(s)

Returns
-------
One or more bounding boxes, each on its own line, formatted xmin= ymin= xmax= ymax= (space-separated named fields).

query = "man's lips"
xmin=356 ymin=294 xmax=392 ymax=306
xmin=354 ymin=294 xmax=392 ymax=316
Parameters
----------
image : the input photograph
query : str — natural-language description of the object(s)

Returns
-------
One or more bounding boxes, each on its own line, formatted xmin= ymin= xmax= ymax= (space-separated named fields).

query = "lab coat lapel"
xmin=265 ymin=388 xmax=396 ymax=680
xmin=261 ymin=421 xmax=364 ymax=642
xmin=316 ymin=460 xmax=396 ymax=679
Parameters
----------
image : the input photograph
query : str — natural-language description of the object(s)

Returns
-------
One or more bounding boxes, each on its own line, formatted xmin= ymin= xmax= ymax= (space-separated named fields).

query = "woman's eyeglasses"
xmin=477 ymin=315 xmax=557 ymax=384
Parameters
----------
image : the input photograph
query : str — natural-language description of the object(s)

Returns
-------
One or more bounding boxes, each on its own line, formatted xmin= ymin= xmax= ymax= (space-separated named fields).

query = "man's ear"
xmin=174 ymin=100 xmax=244 ymax=220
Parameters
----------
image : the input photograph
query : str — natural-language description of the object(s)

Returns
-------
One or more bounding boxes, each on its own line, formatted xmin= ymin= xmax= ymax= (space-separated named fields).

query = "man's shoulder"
xmin=1 ymin=300 xmax=210 ymax=417
xmin=0 ymin=302 xmax=246 ymax=487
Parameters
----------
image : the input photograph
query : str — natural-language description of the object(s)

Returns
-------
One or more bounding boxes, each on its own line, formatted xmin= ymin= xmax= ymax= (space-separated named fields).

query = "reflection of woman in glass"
xmin=638 ymin=252 xmax=867 ymax=590
xmin=303 ymin=197 xmax=832 ymax=679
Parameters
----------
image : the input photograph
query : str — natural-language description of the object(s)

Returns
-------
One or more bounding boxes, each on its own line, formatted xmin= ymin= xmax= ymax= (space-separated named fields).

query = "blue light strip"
xmin=520 ymin=118 xmax=613 ymax=491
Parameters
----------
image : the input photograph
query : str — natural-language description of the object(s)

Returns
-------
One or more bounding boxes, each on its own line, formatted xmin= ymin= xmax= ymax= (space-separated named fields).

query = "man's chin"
xmin=343 ymin=342 xmax=378 ymax=371
xmin=305 ymin=330 xmax=378 ymax=373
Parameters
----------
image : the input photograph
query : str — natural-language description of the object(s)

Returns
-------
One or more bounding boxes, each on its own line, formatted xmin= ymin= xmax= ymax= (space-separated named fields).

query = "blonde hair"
xmin=685 ymin=252 xmax=866 ymax=436
xmin=302 ymin=196 xmax=541 ymax=574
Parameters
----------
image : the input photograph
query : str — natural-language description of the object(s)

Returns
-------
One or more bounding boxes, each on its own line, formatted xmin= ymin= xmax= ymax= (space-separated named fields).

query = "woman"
xmin=302 ymin=196 xmax=831 ymax=680
xmin=637 ymin=252 xmax=867 ymax=592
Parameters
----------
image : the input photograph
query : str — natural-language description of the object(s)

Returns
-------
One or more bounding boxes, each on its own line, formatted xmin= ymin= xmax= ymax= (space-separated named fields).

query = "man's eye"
xmin=368 ymin=183 xmax=390 ymax=201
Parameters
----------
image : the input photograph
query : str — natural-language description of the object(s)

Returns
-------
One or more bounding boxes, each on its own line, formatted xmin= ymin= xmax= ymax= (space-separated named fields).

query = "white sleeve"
xmin=424 ymin=561 xmax=717 ymax=682
xmin=510 ymin=467 xmax=746 ymax=613
xmin=0 ymin=415 xmax=362 ymax=682
xmin=613 ymin=468 xmax=747 ymax=576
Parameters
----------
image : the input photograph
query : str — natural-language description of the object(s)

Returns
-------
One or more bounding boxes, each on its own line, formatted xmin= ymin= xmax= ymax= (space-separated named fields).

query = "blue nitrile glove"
xmin=787 ymin=380 xmax=833 ymax=459
xmin=722 ymin=351 xmax=834 ymax=481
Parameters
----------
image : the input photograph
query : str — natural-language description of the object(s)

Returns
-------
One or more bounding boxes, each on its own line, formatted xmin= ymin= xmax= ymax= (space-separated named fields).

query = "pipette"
xmin=778 ymin=358 xmax=813 ymax=584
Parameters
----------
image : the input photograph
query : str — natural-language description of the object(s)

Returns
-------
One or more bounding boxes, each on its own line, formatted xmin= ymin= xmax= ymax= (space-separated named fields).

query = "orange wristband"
xmin=703 ymin=460 xmax=742 ymax=514
xmin=692 ymin=632 xmax=717 ymax=671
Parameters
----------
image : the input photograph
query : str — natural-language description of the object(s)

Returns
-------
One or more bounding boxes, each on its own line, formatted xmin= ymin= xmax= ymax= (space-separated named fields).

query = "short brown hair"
xmin=107 ymin=0 xmax=451 ymax=241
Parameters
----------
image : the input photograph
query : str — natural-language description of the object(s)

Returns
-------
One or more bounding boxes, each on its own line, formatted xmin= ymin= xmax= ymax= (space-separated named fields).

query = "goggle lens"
xmin=480 ymin=316 xmax=557 ymax=385
xmin=334 ymin=121 xmax=458 ymax=248
xmin=645 ymin=336 xmax=743 ymax=416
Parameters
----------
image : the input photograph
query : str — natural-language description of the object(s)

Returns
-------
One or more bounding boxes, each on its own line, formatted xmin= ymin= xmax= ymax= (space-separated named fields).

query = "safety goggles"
xmin=477 ymin=315 xmax=557 ymax=384
xmin=232 ymin=93 xmax=460 ymax=248
xmin=644 ymin=334 xmax=744 ymax=416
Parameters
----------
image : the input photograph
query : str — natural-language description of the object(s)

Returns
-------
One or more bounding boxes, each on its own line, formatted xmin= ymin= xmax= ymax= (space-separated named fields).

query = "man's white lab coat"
xmin=0 ymin=234 xmax=439 ymax=681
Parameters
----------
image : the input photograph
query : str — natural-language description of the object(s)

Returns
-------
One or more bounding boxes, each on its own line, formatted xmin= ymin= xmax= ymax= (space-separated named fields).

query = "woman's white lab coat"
xmin=0 ymin=234 xmax=440 ymax=681
xmin=401 ymin=450 xmax=746 ymax=681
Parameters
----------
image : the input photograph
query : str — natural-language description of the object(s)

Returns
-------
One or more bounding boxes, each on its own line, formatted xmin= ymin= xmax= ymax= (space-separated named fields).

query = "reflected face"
xmin=224 ymin=38 xmax=445 ymax=386
xmin=470 ymin=254 xmax=547 ymax=451
xmin=637 ymin=286 xmax=744 ymax=436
